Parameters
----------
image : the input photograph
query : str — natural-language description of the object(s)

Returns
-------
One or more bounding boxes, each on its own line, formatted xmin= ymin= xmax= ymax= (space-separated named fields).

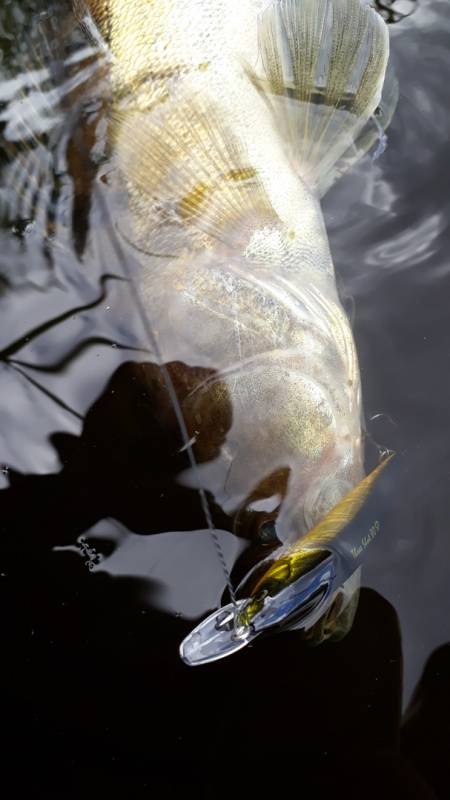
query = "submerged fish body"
xmin=144 ymin=246 xmax=364 ymax=536
xmin=77 ymin=0 xmax=391 ymax=642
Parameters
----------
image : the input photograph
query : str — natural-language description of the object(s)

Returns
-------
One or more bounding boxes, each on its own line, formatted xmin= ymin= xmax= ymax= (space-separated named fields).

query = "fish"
xmin=73 ymin=0 xmax=394 ymax=657
xmin=180 ymin=453 xmax=393 ymax=664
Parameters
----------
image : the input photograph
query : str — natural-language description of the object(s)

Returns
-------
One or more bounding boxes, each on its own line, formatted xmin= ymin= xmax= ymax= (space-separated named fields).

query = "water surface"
xmin=0 ymin=1 xmax=449 ymax=796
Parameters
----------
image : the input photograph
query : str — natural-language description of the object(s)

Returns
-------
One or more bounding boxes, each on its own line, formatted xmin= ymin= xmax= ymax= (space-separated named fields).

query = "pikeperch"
xmin=74 ymin=0 xmax=394 ymax=662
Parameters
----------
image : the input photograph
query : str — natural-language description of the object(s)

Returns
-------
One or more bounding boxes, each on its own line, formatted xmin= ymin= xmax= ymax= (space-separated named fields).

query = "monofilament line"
xmin=97 ymin=190 xmax=237 ymax=607
xmin=125 ymin=271 xmax=238 ymax=608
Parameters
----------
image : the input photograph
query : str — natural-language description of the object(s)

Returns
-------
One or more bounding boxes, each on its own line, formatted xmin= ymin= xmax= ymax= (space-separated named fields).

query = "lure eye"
xmin=258 ymin=519 xmax=279 ymax=546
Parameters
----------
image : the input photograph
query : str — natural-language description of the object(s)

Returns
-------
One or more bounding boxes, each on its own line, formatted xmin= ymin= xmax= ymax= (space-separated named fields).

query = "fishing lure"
xmin=181 ymin=454 xmax=393 ymax=664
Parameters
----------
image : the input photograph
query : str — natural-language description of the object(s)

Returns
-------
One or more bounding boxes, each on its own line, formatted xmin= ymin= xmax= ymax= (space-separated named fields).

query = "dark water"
xmin=0 ymin=1 xmax=449 ymax=797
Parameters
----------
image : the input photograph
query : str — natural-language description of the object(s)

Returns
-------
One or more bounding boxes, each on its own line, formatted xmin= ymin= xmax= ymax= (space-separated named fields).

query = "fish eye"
xmin=258 ymin=519 xmax=279 ymax=546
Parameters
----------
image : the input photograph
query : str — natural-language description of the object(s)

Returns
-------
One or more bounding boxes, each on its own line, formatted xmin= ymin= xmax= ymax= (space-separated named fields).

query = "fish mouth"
xmin=275 ymin=584 xmax=330 ymax=631
xmin=235 ymin=547 xmax=336 ymax=633
xmin=179 ymin=548 xmax=340 ymax=666
xmin=235 ymin=546 xmax=331 ymax=599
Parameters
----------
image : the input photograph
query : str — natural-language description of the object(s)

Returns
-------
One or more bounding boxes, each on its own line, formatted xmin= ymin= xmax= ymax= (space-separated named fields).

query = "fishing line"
xmin=96 ymin=190 xmax=238 ymax=608
xmin=14 ymin=6 xmax=237 ymax=607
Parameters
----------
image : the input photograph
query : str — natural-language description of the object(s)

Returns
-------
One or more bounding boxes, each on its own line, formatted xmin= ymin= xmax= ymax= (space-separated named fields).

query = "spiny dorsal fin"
xmin=110 ymin=87 xmax=279 ymax=253
xmin=76 ymin=0 xmax=322 ymax=253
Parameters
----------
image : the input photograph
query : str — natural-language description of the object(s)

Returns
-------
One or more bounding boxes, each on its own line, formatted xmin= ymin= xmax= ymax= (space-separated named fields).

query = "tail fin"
xmin=254 ymin=0 xmax=390 ymax=194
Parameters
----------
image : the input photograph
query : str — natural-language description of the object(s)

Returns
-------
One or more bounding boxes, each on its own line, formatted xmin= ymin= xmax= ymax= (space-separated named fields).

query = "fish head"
xmin=233 ymin=455 xmax=393 ymax=633
xmin=234 ymin=545 xmax=332 ymax=629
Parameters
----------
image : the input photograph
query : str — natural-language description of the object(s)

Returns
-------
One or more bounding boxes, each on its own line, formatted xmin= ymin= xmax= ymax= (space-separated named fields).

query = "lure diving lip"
xmin=180 ymin=551 xmax=344 ymax=666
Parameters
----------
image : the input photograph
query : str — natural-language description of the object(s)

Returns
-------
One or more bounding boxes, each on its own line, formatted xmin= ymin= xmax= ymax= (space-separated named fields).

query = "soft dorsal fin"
xmin=252 ymin=0 xmax=390 ymax=194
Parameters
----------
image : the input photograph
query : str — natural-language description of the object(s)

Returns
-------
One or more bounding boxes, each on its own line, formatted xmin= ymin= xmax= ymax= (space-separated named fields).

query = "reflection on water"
xmin=0 ymin=0 xmax=449 ymax=796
